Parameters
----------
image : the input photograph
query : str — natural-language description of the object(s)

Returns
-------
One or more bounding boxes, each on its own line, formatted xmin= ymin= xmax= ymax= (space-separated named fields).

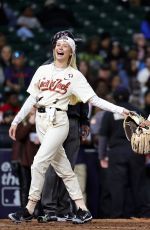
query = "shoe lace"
xmin=42 ymin=214 xmax=49 ymax=221
xmin=76 ymin=208 xmax=86 ymax=218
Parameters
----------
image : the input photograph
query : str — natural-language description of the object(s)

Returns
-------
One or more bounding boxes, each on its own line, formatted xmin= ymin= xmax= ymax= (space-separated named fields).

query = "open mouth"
xmin=57 ymin=51 xmax=64 ymax=57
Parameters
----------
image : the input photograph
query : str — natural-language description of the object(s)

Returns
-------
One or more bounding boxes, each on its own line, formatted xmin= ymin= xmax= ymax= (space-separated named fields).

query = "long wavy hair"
xmin=53 ymin=50 xmax=80 ymax=105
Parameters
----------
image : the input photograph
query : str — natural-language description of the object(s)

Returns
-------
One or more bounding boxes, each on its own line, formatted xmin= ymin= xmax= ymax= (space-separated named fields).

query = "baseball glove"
xmin=123 ymin=112 xmax=150 ymax=154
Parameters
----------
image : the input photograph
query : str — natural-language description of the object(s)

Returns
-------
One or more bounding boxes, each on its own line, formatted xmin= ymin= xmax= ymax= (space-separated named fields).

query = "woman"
xmin=8 ymin=31 xmax=129 ymax=224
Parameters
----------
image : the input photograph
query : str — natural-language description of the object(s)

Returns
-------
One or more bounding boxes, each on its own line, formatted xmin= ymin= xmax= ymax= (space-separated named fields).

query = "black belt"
xmin=37 ymin=107 xmax=62 ymax=113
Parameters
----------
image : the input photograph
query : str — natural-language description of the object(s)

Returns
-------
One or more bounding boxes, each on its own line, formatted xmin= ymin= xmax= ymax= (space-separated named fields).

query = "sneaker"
xmin=72 ymin=208 xmax=92 ymax=224
xmin=37 ymin=212 xmax=57 ymax=223
xmin=8 ymin=208 xmax=33 ymax=223
xmin=57 ymin=213 xmax=75 ymax=222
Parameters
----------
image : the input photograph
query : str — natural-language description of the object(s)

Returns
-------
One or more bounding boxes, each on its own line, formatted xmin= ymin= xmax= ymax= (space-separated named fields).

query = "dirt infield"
xmin=1 ymin=219 xmax=150 ymax=230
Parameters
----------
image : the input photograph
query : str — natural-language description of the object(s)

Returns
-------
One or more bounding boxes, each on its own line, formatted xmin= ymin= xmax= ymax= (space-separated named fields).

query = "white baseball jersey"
xmin=27 ymin=63 xmax=96 ymax=111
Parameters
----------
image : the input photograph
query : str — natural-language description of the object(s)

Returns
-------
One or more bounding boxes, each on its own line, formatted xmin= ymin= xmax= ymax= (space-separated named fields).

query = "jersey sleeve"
xmin=71 ymin=71 xmax=96 ymax=103
xmin=26 ymin=66 xmax=41 ymax=98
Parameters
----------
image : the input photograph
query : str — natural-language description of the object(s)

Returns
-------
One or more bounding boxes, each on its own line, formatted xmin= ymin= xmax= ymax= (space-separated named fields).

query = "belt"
xmin=37 ymin=107 xmax=62 ymax=113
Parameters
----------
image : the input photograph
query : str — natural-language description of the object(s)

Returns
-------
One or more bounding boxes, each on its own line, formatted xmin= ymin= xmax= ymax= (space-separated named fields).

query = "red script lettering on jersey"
xmin=39 ymin=79 xmax=71 ymax=94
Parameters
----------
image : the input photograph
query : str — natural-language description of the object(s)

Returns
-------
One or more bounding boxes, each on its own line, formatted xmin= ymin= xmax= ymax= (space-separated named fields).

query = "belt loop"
xmin=37 ymin=107 xmax=45 ymax=113
xmin=37 ymin=107 xmax=64 ymax=113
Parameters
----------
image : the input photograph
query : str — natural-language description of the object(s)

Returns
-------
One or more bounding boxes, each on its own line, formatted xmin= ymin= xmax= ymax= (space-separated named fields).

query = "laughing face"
xmin=54 ymin=39 xmax=72 ymax=64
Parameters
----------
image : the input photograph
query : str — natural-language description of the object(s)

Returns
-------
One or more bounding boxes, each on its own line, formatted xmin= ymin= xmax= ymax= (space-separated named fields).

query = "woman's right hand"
xmin=9 ymin=125 xmax=17 ymax=140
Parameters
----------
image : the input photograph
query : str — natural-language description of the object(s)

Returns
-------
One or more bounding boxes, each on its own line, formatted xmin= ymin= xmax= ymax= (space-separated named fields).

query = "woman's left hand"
xmin=140 ymin=120 xmax=150 ymax=127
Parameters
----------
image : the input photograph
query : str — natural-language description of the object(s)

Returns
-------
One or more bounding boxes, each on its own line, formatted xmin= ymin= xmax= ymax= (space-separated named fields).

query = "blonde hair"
xmin=69 ymin=53 xmax=77 ymax=69
xmin=68 ymin=53 xmax=80 ymax=105
xmin=53 ymin=49 xmax=80 ymax=105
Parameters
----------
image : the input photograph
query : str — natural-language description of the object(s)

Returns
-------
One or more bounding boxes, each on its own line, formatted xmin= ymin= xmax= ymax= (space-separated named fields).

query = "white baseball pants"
xmin=28 ymin=110 xmax=83 ymax=201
